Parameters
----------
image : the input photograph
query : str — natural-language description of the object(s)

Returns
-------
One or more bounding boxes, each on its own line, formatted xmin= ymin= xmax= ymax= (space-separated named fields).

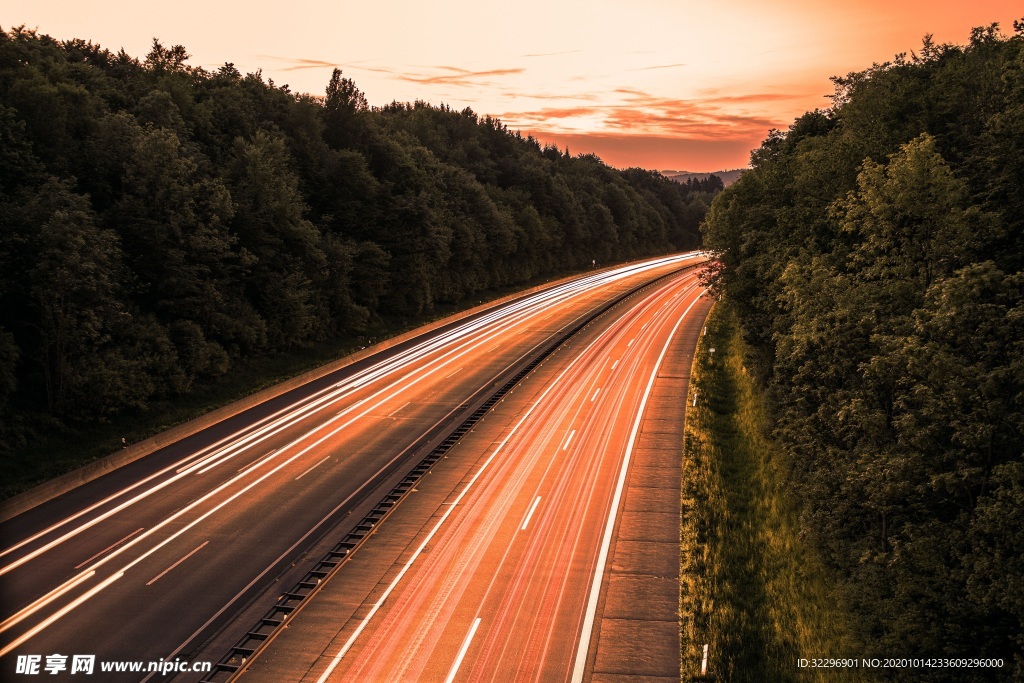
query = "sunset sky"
xmin=6 ymin=1 xmax=1021 ymax=171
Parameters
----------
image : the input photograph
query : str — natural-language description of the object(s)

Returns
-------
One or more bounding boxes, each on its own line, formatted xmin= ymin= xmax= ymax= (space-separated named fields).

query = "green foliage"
xmin=682 ymin=301 xmax=857 ymax=682
xmin=0 ymin=27 xmax=716 ymax=472
xmin=703 ymin=24 xmax=1024 ymax=679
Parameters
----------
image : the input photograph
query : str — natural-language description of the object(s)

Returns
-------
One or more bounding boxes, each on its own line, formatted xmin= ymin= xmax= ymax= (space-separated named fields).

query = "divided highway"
xmin=240 ymin=262 xmax=712 ymax=682
xmin=0 ymin=254 xmax=705 ymax=681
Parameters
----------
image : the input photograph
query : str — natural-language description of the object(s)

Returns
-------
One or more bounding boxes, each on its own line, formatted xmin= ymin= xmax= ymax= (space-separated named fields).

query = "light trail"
xmin=0 ymin=253 xmax=707 ymax=665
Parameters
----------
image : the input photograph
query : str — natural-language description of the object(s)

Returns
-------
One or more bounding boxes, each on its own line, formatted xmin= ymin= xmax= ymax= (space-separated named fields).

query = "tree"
xmin=322 ymin=68 xmax=367 ymax=149
xmin=28 ymin=179 xmax=136 ymax=418
xmin=228 ymin=130 xmax=326 ymax=347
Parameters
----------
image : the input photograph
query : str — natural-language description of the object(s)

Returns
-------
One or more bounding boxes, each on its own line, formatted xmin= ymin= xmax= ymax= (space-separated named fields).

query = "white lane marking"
xmin=521 ymin=496 xmax=542 ymax=531
xmin=3 ymin=258 xmax=705 ymax=650
xmin=74 ymin=528 xmax=144 ymax=569
xmin=626 ymin=338 xmax=634 ymax=347
xmin=0 ymin=254 xmax=698 ymax=568
xmin=388 ymin=401 xmax=411 ymax=417
xmin=2 ymin=292 xmax=551 ymax=579
xmin=4 ymin=263 xmax=708 ymax=657
xmin=562 ymin=429 xmax=576 ymax=451
xmin=313 ymin=323 xmax=614 ymax=683
xmin=146 ymin=541 xmax=208 ymax=586
xmin=445 ymin=367 xmax=463 ymax=379
xmin=444 ymin=617 xmax=482 ymax=683
xmin=238 ymin=449 xmax=278 ymax=473
xmin=295 ymin=455 xmax=331 ymax=481
xmin=591 ymin=388 xmax=601 ymax=402
xmin=571 ymin=289 xmax=705 ymax=683
xmin=611 ymin=359 xmax=619 ymax=370
xmin=5 ymin=291 xmax=581 ymax=647
xmin=0 ymin=570 xmax=95 ymax=635
xmin=0 ymin=572 xmax=123 ymax=658
xmin=152 ymin=470 xmax=413 ymax=676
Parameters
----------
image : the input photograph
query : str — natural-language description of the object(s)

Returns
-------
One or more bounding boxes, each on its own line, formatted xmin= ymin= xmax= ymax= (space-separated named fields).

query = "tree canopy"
xmin=0 ymin=28 xmax=714 ymax=456
xmin=703 ymin=23 xmax=1024 ymax=678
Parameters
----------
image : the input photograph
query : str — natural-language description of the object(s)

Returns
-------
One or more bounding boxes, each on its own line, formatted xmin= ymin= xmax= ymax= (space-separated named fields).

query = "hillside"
xmin=0 ymin=27 xmax=720 ymax=484
xmin=702 ymin=23 xmax=1024 ymax=679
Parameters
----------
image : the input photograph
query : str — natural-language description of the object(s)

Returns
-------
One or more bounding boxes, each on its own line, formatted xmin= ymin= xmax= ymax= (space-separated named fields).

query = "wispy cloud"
xmin=627 ymin=63 xmax=687 ymax=71
xmin=396 ymin=66 xmax=526 ymax=87
xmin=499 ymin=91 xmax=599 ymax=101
xmin=258 ymin=55 xmax=400 ymax=75
xmin=281 ymin=58 xmax=336 ymax=71
xmin=498 ymin=89 xmax=793 ymax=140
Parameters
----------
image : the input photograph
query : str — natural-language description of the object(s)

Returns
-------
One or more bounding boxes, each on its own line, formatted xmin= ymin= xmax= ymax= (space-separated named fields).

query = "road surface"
xmin=237 ymin=265 xmax=712 ymax=682
xmin=0 ymin=254 xmax=705 ymax=681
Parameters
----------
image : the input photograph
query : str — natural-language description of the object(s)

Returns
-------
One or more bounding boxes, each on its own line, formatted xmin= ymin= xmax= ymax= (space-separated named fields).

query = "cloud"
xmin=272 ymin=57 xmax=335 ymax=71
xmin=258 ymin=55 xmax=400 ymax=76
xmin=396 ymin=66 xmax=526 ymax=87
xmin=497 ymin=89 xmax=791 ymax=141
xmin=627 ymin=63 xmax=687 ymax=71
xmin=504 ymin=92 xmax=599 ymax=101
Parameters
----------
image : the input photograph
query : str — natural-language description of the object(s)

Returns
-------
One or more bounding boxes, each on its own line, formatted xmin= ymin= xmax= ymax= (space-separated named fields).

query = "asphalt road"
xmin=237 ymin=265 xmax=712 ymax=682
xmin=0 ymin=254 xmax=704 ymax=682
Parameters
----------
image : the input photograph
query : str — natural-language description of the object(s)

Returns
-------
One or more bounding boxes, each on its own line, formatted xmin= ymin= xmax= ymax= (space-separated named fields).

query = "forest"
xmin=702 ymin=23 xmax=1024 ymax=679
xmin=0 ymin=27 xmax=715 ymax=465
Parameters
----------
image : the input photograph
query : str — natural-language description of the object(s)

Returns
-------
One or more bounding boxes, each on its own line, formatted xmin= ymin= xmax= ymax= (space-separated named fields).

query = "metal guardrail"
xmin=198 ymin=260 xmax=705 ymax=682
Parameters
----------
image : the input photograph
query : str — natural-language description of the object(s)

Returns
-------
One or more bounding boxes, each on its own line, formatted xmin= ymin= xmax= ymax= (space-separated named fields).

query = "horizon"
xmin=6 ymin=1 xmax=1022 ymax=171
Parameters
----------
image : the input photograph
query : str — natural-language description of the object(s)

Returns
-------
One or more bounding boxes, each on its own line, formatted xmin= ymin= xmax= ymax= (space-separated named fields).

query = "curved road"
xmin=239 ymin=264 xmax=712 ymax=682
xmin=0 ymin=254 xmax=705 ymax=681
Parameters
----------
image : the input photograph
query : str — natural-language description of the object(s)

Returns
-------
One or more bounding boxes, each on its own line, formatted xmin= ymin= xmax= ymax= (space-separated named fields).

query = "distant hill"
xmin=663 ymin=169 xmax=745 ymax=187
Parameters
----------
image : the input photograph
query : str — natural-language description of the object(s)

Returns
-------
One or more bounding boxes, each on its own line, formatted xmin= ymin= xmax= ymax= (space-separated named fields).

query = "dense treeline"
xmin=703 ymin=23 xmax=1024 ymax=678
xmin=0 ymin=27 xmax=710 ymax=453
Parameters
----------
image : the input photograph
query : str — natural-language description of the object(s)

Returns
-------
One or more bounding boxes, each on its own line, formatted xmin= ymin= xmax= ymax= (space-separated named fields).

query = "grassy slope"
xmin=680 ymin=299 xmax=860 ymax=682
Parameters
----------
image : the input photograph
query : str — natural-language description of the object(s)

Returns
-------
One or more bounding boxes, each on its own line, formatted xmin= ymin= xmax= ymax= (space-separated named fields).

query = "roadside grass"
xmin=680 ymin=299 xmax=860 ymax=682
xmin=0 ymin=270 xmax=591 ymax=501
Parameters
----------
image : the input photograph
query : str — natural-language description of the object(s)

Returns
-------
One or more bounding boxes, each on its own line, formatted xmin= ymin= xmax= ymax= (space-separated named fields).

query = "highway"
xmin=0 ymin=254 xmax=705 ymax=681
xmin=237 ymin=263 xmax=712 ymax=682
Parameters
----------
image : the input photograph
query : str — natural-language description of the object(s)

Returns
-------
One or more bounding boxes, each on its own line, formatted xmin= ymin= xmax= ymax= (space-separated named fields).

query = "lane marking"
xmin=0 ymin=570 xmax=95 ymax=635
xmin=611 ymin=359 xmax=619 ymax=370
xmin=295 ymin=455 xmax=331 ymax=481
xmin=571 ymin=290 xmax=705 ymax=683
xmin=590 ymin=388 xmax=601 ymax=402
xmin=74 ymin=528 xmax=144 ymax=569
xmin=562 ymin=429 xmax=576 ymax=451
xmin=626 ymin=338 xmax=634 ymax=347
xmin=0 ymin=572 xmax=123 ymax=658
xmin=146 ymin=541 xmax=208 ymax=586
xmin=312 ymin=322 xmax=615 ymax=683
xmin=238 ymin=449 xmax=278 ymax=473
xmin=388 ymin=401 xmax=411 ymax=417
xmin=0 ymin=254 xmax=699 ymax=571
xmin=0 ymin=258 xmax=706 ymax=652
xmin=151 ymin=472 xmax=422 ymax=677
xmin=445 ymin=367 xmax=463 ymax=379
xmin=521 ymin=497 xmax=542 ymax=531
xmin=444 ymin=617 xmax=482 ymax=683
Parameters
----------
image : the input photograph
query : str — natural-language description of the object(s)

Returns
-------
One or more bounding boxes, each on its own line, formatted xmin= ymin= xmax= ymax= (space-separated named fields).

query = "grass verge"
xmin=680 ymin=299 xmax=859 ymax=681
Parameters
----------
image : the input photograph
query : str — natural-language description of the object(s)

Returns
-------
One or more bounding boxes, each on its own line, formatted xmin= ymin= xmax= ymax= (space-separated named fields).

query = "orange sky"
xmin=6 ymin=1 xmax=1022 ymax=171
